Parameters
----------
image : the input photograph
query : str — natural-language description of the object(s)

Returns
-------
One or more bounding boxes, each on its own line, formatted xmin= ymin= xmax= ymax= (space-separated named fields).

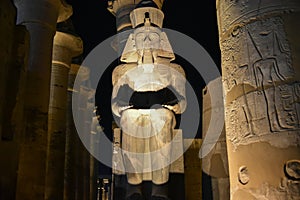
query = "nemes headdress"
xmin=121 ymin=7 xmax=175 ymax=63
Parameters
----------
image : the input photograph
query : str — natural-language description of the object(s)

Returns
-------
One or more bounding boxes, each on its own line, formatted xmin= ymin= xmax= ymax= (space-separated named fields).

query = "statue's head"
xmin=121 ymin=7 xmax=175 ymax=63
xmin=134 ymin=15 xmax=161 ymax=51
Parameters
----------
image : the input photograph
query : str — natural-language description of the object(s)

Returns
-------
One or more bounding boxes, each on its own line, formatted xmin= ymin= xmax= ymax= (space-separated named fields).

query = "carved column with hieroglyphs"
xmin=217 ymin=0 xmax=300 ymax=199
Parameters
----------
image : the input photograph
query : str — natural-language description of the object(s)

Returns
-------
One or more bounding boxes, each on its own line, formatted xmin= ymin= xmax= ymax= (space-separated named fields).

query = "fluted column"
xmin=45 ymin=29 xmax=83 ymax=199
xmin=217 ymin=0 xmax=300 ymax=199
xmin=202 ymin=80 xmax=229 ymax=200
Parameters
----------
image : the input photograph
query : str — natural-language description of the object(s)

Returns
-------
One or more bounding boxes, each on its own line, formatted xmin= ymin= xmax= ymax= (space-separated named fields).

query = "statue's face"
xmin=121 ymin=23 xmax=175 ymax=63
xmin=134 ymin=26 xmax=161 ymax=51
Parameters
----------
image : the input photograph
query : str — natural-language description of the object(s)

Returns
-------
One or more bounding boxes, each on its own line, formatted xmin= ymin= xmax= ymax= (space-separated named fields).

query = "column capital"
xmin=107 ymin=0 xmax=165 ymax=31
xmin=70 ymin=64 xmax=90 ymax=82
xmin=57 ymin=0 xmax=73 ymax=23
xmin=13 ymin=0 xmax=60 ymax=30
xmin=107 ymin=0 xmax=140 ymax=16
xmin=108 ymin=0 xmax=164 ymax=15
xmin=152 ymin=0 xmax=164 ymax=9
xmin=53 ymin=31 xmax=83 ymax=57
xmin=13 ymin=0 xmax=72 ymax=31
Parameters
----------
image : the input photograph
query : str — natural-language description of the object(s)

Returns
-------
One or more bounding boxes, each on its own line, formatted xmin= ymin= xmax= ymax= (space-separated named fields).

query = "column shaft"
xmin=217 ymin=0 xmax=300 ymax=199
xmin=77 ymin=85 xmax=93 ymax=200
xmin=202 ymin=81 xmax=230 ymax=200
xmin=64 ymin=64 xmax=79 ymax=200
xmin=15 ymin=22 xmax=58 ymax=200
xmin=13 ymin=0 xmax=74 ymax=198
xmin=0 ymin=1 xmax=29 ymax=199
xmin=64 ymin=64 xmax=90 ymax=200
xmin=45 ymin=31 xmax=83 ymax=200
xmin=184 ymin=139 xmax=202 ymax=200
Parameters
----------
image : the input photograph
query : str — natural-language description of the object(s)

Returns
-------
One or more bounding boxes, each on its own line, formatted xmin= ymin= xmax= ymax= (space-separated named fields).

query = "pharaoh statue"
xmin=111 ymin=4 xmax=186 ymax=200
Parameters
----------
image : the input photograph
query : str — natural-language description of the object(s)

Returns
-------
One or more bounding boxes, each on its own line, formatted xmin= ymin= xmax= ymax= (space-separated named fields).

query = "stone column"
xmin=0 ymin=1 xmax=29 ymax=199
xmin=64 ymin=64 xmax=90 ymax=200
xmin=107 ymin=0 xmax=164 ymax=31
xmin=45 ymin=30 xmax=83 ymax=199
xmin=77 ymin=83 xmax=94 ymax=200
xmin=202 ymin=80 xmax=229 ymax=200
xmin=13 ymin=0 xmax=72 ymax=199
xmin=65 ymin=67 xmax=93 ymax=200
xmin=108 ymin=0 xmax=140 ymax=32
xmin=108 ymin=0 xmax=140 ymax=58
xmin=90 ymin=115 xmax=101 ymax=200
xmin=217 ymin=0 xmax=300 ymax=199
xmin=83 ymin=98 xmax=96 ymax=200
xmin=184 ymin=139 xmax=202 ymax=200
xmin=0 ymin=0 xmax=17 ymax=140
xmin=64 ymin=64 xmax=80 ymax=200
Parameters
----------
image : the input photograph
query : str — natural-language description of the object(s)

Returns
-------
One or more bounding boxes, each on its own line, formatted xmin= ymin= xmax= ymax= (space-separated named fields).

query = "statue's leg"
xmin=121 ymin=109 xmax=146 ymax=185
xmin=151 ymin=183 xmax=169 ymax=200
xmin=125 ymin=183 xmax=144 ymax=200
xmin=149 ymin=108 xmax=175 ymax=199
xmin=121 ymin=130 xmax=145 ymax=185
xmin=121 ymin=109 xmax=146 ymax=199
xmin=122 ymin=132 xmax=144 ymax=199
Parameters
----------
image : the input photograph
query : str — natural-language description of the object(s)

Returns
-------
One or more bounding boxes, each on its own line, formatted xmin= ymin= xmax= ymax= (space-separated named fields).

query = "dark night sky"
xmin=66 ymin=0 xmax=221 ymax=66
xmin=66 ymin=0 xmax=221 ymax=139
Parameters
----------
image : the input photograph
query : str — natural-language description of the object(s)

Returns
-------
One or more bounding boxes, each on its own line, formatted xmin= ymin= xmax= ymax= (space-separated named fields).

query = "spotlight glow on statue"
xmin=111 ymin=6 xmax=187 ymax=197
xmin=72 ymin=3 xmax=224 ymax=200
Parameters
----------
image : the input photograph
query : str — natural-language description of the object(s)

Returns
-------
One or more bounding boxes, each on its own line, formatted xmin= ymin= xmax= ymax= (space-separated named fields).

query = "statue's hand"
xmin=112 ymin=102 xmax=133 ymax=117
xmin=119 ymin=105 xmax=133 ymax=113
xmin=162 ymin=104 xmax=181 ymax=114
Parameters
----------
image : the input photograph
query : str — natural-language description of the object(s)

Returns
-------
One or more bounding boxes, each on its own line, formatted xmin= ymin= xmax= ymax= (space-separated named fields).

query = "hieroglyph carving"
xmin=221 ymin=17 xmax=300 ymax=143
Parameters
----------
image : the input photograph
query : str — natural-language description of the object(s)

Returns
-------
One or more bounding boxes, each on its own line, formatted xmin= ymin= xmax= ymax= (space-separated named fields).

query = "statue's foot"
xmin=151 ymin=196 xmax=170 ymax=200
xmin=126 ymin=193 xmax=144 ymax=200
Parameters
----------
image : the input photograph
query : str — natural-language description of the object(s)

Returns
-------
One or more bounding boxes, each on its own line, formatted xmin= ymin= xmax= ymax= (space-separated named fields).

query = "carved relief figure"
xmin=247 ymin=19 xmax=298 ymax=132
xmin=223 ymin=17 xmax=299 ymax=143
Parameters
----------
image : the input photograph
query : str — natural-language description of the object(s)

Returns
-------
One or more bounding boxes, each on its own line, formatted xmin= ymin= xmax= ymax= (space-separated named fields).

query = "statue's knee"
xmin=152 ymin=168 xmax=170 ymax=185
xmin=127 ymin=173 xmax=143 ymax=185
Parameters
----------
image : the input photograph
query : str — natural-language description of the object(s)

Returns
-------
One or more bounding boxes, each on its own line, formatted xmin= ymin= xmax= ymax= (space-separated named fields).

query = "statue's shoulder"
xmin=112 ymin=63 xmax=137 ymax=85
xmin=169 ymin=63 xmax=186 ymax=77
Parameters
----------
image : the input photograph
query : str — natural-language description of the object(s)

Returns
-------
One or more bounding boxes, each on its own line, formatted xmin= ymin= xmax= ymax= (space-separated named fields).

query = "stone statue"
xmin=111 ymin=6 xmax=186 ymax=200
